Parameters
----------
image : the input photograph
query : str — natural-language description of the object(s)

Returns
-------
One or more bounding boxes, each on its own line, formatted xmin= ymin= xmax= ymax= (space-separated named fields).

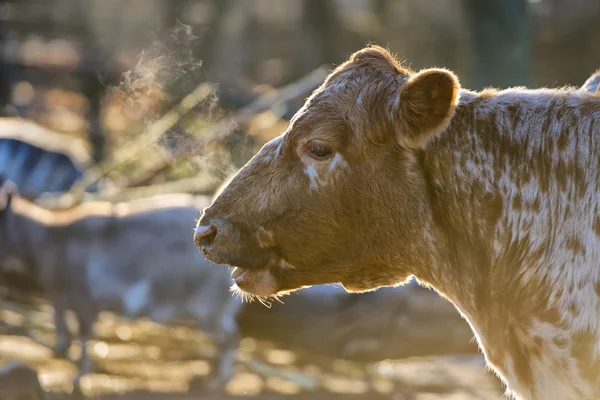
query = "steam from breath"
xmin=111 ymin=22 xmax=240 ymax=184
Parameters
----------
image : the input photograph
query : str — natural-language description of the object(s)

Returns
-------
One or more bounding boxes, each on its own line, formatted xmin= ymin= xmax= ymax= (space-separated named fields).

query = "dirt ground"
xmin=0 ymin=294 xmax=504 ymax=400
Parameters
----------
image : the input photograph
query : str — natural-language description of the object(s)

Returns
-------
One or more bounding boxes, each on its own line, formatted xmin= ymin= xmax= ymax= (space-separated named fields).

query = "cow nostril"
xmin=194 ymin=224 xmax=217 ymax=248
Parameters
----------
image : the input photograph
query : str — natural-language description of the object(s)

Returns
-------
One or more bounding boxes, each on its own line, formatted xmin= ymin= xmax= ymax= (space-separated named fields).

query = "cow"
xmin=194 ymin=45 xmax=600 ymax=400
xmin=0 ymin=177 xmax=240 ymax=393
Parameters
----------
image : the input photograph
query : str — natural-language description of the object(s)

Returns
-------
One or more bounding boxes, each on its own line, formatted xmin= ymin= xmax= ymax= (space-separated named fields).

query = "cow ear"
xmin=581 ymin=70 xmax=600 ymax=93
xmin=394 ymin=68 xmax=460 ymax=148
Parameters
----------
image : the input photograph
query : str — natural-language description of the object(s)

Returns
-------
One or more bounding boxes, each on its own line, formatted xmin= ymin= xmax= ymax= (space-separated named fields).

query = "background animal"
xmin=0 ymin=176 xmax=241 ymax=392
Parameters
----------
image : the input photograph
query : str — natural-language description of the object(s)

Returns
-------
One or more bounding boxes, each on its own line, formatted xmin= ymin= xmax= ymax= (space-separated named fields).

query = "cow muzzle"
xmin=194 ymin=217 xmax=283 ymax=296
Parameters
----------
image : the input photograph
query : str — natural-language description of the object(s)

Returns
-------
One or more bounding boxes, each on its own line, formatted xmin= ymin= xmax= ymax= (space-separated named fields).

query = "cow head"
xmin=195 ymin=46 xmax=460 ymax=297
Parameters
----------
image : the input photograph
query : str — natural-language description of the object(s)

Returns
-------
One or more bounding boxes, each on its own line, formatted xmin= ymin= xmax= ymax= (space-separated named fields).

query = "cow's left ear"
xmin=394 ymin=68 xmax=460 ymax=148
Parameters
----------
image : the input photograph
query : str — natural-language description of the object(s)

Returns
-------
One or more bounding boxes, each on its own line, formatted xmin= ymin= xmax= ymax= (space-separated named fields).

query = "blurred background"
xmin=0 ymin=0 xmax=599 ymax=399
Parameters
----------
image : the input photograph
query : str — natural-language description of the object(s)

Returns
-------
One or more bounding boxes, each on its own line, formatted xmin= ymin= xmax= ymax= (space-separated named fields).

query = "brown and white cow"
xmin=195 ymin=46 xmax=600 ymax=399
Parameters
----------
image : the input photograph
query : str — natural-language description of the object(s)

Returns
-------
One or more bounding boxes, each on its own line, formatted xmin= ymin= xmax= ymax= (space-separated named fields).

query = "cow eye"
xmin=306 ymin=141 xmax=334 ymax=160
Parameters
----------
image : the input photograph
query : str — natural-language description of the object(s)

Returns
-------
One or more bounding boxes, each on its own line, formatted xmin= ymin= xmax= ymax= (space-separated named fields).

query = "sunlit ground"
xmin=0 ymin=294 xmax=503 ymax=399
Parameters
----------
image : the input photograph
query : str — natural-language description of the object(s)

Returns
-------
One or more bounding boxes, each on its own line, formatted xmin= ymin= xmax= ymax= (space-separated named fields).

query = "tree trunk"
xmin=462 ymin=0 xmax=533 ymax=90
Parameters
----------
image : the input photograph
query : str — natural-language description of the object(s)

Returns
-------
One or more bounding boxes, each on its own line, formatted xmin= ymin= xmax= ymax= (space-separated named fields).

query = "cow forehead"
xmin=291 ymin=81 xmax=359 ymax=123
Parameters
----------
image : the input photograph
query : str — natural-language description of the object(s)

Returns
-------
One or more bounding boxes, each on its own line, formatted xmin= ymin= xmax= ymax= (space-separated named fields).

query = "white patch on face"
xmin=304 ymin=153 xmax=349 ymax=191
xmin=304 ymin=164 xmax=323 ymax=190
xmin=329 ymin=153 xmax=348 ymax=172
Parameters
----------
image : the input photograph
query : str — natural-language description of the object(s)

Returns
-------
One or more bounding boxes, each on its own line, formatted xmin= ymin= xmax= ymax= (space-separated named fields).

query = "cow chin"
xmin=231 ymin=267 xmax=282 ymax=297
xmin=232 ymin=263 xmax=320 ymax=298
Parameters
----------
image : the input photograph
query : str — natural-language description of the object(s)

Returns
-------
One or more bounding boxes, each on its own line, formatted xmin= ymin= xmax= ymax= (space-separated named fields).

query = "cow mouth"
xmin=230 ymin=265 xmax=281 ymax=297
xmin=200 ymin=245 xmax=283 ymax=297
xmin=231 ymin=266 xmax=246 ymax=280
